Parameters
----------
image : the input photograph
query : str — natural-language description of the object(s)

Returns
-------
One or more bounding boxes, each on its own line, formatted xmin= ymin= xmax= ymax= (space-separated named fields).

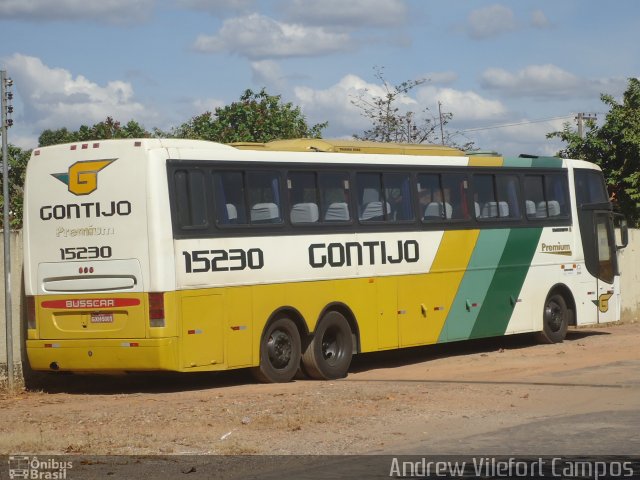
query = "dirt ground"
xmin=1 ymin=321 xmax=639 ymax=456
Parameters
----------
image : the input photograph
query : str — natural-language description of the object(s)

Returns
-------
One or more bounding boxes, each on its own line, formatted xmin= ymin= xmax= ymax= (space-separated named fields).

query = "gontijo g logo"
xmin=52 ymin=159 xmax=115 ymax=196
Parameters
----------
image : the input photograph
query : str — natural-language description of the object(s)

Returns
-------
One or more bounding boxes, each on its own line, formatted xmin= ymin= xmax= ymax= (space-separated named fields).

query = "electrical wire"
xmin=459 ymin=115 xmax=576 ymax=133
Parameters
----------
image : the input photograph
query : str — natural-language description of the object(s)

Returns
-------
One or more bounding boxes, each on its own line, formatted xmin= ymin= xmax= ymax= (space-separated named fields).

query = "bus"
xmin=23 ymin=138 xmax=628 ymax=382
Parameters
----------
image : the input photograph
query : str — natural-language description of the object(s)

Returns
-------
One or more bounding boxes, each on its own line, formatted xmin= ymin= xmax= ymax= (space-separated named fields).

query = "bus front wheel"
xmin=301 ymin=311 xmax=353 ymax=380
xmin=252 ymin=317 xmax=301 ymax=383
xmin=537 ymin=292 xmax=570 ymax=344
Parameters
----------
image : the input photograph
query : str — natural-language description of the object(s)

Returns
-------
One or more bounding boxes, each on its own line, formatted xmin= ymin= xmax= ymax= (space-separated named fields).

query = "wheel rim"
xmin=267 ymin=329 xmax=292 ymax=369
xmin=544 ymin=299 xmax=564 ymax=333
xmin=321 ymin=326 xmax=345 ymax=367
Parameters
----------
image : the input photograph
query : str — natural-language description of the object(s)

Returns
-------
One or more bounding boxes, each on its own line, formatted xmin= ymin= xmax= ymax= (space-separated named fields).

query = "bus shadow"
xmin=25 ymin=329 xmax=609 ymax=394
xmin=348 ymin=329 xmax=610 ymax=374
xmin=25 ymin=368 xmax=256 ymax=395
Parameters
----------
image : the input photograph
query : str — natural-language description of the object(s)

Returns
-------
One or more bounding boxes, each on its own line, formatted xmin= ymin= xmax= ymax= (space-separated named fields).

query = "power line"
xmin=460 ymin=115 xmax=575 ymax=133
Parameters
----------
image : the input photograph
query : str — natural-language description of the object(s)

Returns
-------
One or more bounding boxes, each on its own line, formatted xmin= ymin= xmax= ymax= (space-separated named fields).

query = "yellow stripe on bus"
xmin=422 ymin=230 xmax=480 ymax=343
xmin=468 ymin=156 xmax=504 ymax=167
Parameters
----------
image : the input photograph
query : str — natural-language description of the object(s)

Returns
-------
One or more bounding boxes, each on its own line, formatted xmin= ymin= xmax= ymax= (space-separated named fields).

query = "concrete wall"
xmin=620 ymin=229 xmax=640 ymax=322
xmin=0 ymin=230 xmax=26 ymax=390
xmin=2 ymin=229 xmax=640 ymax=390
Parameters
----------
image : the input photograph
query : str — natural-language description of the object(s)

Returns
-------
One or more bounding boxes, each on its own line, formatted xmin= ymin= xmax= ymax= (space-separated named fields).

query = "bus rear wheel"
xmin=537 ymin=292 xmax=569 ymax=344
xmin=302 ymin=311 xmax=353 ymax=380
xmin=252 ymin=317 xmax=301 ymax=383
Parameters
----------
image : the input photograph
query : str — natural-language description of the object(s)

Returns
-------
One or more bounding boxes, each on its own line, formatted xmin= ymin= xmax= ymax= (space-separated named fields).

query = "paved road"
xmin=387 ymin=357 xmax=640 ymax=456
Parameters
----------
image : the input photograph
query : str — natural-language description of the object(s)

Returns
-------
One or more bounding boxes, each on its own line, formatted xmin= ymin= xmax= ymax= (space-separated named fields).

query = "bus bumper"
xmin=26 ymin=338 xmax=180 ymax=372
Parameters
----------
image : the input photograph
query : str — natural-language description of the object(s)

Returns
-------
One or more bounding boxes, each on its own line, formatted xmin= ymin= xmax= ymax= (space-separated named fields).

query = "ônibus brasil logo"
xmin=52 ymin=159 xmax=115 ymax=196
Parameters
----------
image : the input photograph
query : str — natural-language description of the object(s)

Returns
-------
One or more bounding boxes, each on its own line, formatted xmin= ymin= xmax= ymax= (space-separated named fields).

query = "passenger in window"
xmin=419 ymin=188 xmax=432 ymax=210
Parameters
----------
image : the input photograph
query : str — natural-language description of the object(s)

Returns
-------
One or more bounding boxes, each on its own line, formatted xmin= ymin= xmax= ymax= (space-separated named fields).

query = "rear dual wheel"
xmin=301 ymin=311 xmax=353 ymax=380
xmin=252 ymin=317 xmax=301 ymax=383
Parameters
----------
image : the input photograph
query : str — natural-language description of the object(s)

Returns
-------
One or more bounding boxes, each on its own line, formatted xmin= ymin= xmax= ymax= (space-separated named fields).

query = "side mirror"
xmin=614 ymin=213 xmax=628 ymax=250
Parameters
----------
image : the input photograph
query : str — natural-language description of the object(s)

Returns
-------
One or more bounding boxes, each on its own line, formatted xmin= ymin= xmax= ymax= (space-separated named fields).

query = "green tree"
xmin=351 ymin=67 xmax=475 ymax=150
xmin=38 ymin=117 xmax=151 ymax=147
xmin=547 ymin=78 xmax=640 ymax=226
xmin=0 ymin=144 xmax=31 ymax=229
xmin=173 ymin=88 xmax=327 ymax=143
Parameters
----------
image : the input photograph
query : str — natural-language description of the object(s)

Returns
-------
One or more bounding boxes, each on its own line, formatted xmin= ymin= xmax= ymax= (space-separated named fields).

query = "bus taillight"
xmin=27 ymin=296 xmax=36 ymax=329
xmin=149 ymin=292 xmax=165 ymax=327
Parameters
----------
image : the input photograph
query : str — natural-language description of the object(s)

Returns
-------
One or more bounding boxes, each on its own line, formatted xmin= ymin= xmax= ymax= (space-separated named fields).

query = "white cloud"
xmin=292 ymin=74 xmax=507 ymax=139
xmin=6 ymin=131 xmax=39 ymax=151
xmin=469 ymin=117 xmax=569 ymax=157
xmin=416 ymin=86 xmax=507 ymax=122
xmin=250 ymin=60 xmax=288 ymax=92
xmin=191 ymin=97 xmax=226 ymax=113
xmin=175 ymin=0 xmax=254 ymax=16
xmin=0 ymin=0 xmax=155 ymax=24
xmin=466 ymin=4 xmax=517 ymax=39
xmin=193 ymin=13 xmax=351 ymax=59
xmin=293 ymin=74 xmax=376 ymax=136
xmin=531 ymin=9 xmax=551 ymax=29
xmin=5 ymin=54 xmax=153 ymax=134
xmin=481 ymin=64 xmax=579 ymax=97
xmin=283 ymin=0 xmax=409 ymax=28
xmin=422 ymin=71 xmax=458 ymax=86
xmin=480 ymin=64 xmax=627 ymax=99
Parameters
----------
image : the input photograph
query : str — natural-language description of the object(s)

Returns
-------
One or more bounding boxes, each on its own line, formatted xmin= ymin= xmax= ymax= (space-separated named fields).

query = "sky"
xmin=1 ymin=0 xmax=639 ymax=156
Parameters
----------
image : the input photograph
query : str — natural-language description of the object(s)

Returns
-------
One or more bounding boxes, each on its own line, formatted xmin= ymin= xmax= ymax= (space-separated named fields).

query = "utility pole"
xmin=2 ymin=70 xmax=14 ymax=392
xmin=438 ymin=101 xmax=445 ymax=145
xmin=575 ymin=112 xmax=597 ymax=139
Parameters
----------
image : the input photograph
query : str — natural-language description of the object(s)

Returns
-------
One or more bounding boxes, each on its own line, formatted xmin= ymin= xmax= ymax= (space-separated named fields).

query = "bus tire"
xmin=252 ymin=317 xmax=301 ymax=383
xmin=301 ymin=311 xmax=353 ymax=380
xmin=537 ymin=292 xmax=569 ymax=344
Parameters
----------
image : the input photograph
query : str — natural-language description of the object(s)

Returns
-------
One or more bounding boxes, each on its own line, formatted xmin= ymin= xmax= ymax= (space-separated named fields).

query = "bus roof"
xmin=230 ymin=138 xmax=465 ymax=156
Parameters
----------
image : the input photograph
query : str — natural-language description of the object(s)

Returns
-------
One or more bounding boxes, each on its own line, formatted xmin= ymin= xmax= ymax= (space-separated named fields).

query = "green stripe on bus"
xmin=503 ymin=157 xmax=533 ymax=168
xmin=502 ymin=157 xmax=562 ymax=168
xmin=502 ymin=157 xmax=532 ymax=167
xmin=469 ymin=227 xmax=543 ymax=338
xmin=530 ymin=157 xmax=563 ymax=168
xmin=438 ymin=229 xmax=510 ymax=342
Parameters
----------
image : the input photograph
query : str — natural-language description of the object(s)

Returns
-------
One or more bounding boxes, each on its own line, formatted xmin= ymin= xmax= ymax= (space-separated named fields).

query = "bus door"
xmin=594 ymin=212 xmax=618 ymax=323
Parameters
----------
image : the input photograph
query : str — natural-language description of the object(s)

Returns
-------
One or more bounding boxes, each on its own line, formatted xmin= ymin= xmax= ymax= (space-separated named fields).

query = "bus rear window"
xmin=174 ymin=169 xmax=208 ymax=229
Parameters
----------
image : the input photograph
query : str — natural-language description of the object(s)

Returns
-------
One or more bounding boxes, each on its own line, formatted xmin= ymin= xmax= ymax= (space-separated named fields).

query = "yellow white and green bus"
xmin=23 ymin=138 xmax=628 ymax=382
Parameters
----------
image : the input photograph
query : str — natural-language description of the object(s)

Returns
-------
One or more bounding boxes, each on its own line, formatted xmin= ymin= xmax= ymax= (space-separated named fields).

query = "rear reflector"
xmin=148 ymin=292 xmax=165 ymax=327
xmin=26 ymin=296 xmax=36 ymax=329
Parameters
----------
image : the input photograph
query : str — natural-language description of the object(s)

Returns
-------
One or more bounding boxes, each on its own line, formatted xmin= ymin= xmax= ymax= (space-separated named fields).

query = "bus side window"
xmin=545 ymin=174 xmax=569 ymax=217
xmin=174 ymin=169 xmax=209 ymax=229
xmin=288 ymin=171 xmax=319 ymax=224
xmin=496 ymin=174 xmax=521 ymax=219
xmin=357 ymin=173 xmax=388 ymax=222
xmin=524 ymin=174 xmax=569 ymax=220
xmin=213 ymin=171 xmax=247 ymax=225
xmin=473 ymin=174 xmax=498 ymax=219
xmin=384 ymin=173 xmax=414 ymax=222
xmin=319 ymin=172 xmax=351 ymax=222
xmin=441 ymin=173 xmax=470 ymax=220
xmin=417 ymin=173 xmax=442 ymax=222
xmin=524 ymin=175 xmax=546 ymax=218
xmin=474 ymin=174 xmax=519 ymax=220
xmin=247 ymin=171 xmax=283 ymax=224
